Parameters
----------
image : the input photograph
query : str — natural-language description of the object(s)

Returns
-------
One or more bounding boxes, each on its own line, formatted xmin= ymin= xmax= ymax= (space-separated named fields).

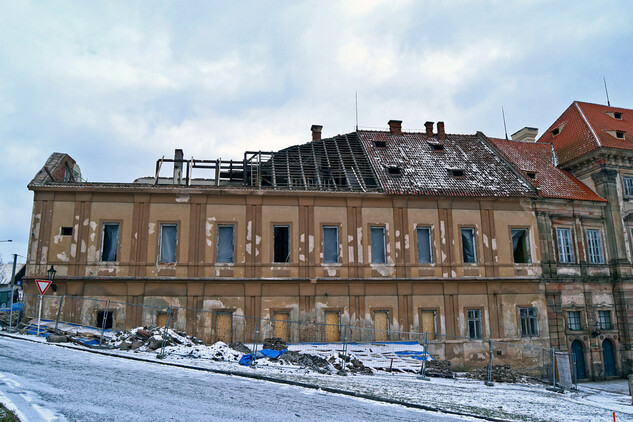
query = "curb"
xmin=0 ymin=332 xmax=510 ymax=422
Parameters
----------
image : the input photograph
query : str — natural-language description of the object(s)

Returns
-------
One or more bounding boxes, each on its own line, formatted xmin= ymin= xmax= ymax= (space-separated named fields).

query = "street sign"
xmin=35 ymin=279 xmax=52 ymax=295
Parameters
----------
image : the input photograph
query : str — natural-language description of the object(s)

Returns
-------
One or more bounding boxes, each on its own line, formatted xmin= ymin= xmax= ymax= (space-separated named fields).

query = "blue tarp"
xmin=239 ymin=348 xmax=287 ymax=366
xmin=394 ymin=350 xmax=434 ymax=361
xmin=0 ymin=303 xmax=22 ymax=312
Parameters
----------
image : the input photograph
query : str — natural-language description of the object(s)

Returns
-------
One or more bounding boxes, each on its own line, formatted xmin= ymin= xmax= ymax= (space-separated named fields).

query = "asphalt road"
xmin=0 ymin=335 xmax=477 ymax=421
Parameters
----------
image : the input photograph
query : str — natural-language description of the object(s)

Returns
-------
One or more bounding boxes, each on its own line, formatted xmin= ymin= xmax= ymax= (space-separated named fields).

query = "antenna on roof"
xmin=355 ymin=91 xmax=359 ymax=131
xmin=603 ymin=77 xmax=611 ymax=106
xmin=502 ymin=106 xmax=509 ymax=140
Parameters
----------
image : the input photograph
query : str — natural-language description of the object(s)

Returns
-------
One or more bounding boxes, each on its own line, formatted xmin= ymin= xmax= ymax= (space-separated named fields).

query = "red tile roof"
xmin=490 ymin=138 xmax=605 ymax=202
xmin=537 ymin=101 xmax=633 ymax=165
xmin=358 ymin=130 xmax=536 ymax=197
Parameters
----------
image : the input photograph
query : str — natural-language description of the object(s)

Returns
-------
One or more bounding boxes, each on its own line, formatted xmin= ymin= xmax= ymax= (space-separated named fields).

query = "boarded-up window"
xmin=157 ymin=312 xmax=167 ymax=328
xmin=159 ymin=224 xmax=177 ymax=263
xmin=420 ymin=310 xmax=437 ymax=340
xmin=101 ymin=223 xmax=119 ymax=262
xmin=217 ymin=225 xmax=234 ymax=263
xmin=215 ymin=312 xmax=233 ymax=343
xmin=273 ymin=312 xmax=290 ymax=342
xmin=323 ymin=226 xmax=339 ymax=263
xmin=374 ymin=310 xmax=389 ymax=341
xmin=325 ymin=311 xmax=340 ymax=342
xmin=371 ymin=226 xmax=386 ymax=264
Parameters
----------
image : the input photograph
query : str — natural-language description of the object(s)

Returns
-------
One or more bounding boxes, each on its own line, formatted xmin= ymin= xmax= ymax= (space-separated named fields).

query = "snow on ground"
xmin=3 ymin=328 xmax=632 ymax=421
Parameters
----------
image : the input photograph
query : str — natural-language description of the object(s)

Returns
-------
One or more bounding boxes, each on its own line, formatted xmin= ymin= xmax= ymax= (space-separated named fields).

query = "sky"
xmin=1 ymin=0 xmax=633 ymax=262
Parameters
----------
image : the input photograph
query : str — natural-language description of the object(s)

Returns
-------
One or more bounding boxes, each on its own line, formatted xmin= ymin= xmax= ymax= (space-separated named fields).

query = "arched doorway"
xmin=603 ymin=339 xmax=616 ymax=377
xmin=571 ymin=340 xmax=587 ymax=380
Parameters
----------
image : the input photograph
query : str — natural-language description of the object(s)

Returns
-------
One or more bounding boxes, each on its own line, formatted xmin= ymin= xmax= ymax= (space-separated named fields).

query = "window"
xmin=273 ymin=225 xmax=290 ymax=263
xmin=323 ymin=226 xmax=339 ymax=264
xmin=417 ymin=227 xmax=432 ymax=264
xmin=371 ymin=226 xmax=386 ymax=264
xmin=61 ymin=226 xmax=73 ymax=236
xmin=624 ymin=177 xmax=633 ymax=196
xmin=511 ymin=228 xmax=531 ymax=263
xmin=217 ymin=225 xmax=234 ymax=263
xmin=616 ymin=131 xmax=625 ymax=139
xmin=387 ymin=166 xmax=402 ymax=175
xmin=467 ymin=309 xmax=482 ymax=339
xmin=159 ymin=224 xmax=177 ymax=263
xmin=374 ymin=140 xmax=386 ymax=148
xmin=420 ymin=310 xmax=437 ymax=340
xmin=556 ymin=228 xmax=575 ymax=263
xmin=586 ymin=229 xmax=604 ymax=264
xmin=101 ymin=223 xmax=119 ymax=262
xmin=520 ymin=307 xmax=539 ymax=337
xmin=598 ymin=310 xmax=612 ymax=330
xmin=552 ymin=127 xmax=560 ymax=136
xmin=449 ymin=169 xmax=464 ymax=177
xmin=461 ymin=228 xmax=476 ymax=263
xmin=526 ymin=171 xmax=537 ymax=180
xmin=614 ymin=112 xmax=623 ymax=120
xmin=568 ymin=311 xmax=581 ymax=331
xmin=96 ymin=310 xmax=113 ymax=330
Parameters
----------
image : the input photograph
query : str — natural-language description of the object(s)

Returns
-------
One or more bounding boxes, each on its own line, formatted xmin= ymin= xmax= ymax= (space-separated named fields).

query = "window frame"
xmin=272 ymin=224 xmax=291 ymax=263
xmin=466 ymin=308 xmax=483 ymax=339
xmin=597 ymin=310 xmax=613 ymax=330
xmin=216 ymin=224 xmax=235 ymax=264
xmin=567 ymin=310 xmax=582 ymax=331
xmin=624 ymin=176 xmax=633 ymax=196
xmin=322 ymin=225 xmax=340 ymax=264
xmin=100 ymin=221 xmax=121 ymax=262
xmin=158 ymin=222 xmax=178 ymax=264
xmin=519 ymin=307 xmax=539 ymax=337
xmin=370 ymin=225 xmax=387 ymax=264
xmin=586 ymin=228 xmax=605 ymax=264
xmin=510 ymin=227 xmax=531 ymax=264
xmin=416 ymin=226 xmax=433 ymax=264
xmin=460 ymin=227 xmax=477 ymax=264
xmin=556 ymin=227 xmax=575 ymax=264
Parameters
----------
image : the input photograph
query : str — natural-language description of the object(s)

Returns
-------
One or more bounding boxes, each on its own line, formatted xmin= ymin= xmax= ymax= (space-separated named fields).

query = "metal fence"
xmin=14 ymin=293 xmax=577 ymax=389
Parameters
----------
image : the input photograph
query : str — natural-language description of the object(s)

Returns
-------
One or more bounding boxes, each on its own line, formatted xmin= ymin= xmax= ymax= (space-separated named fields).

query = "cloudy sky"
xmin=1 ymin=0 xmax=632 ymax=263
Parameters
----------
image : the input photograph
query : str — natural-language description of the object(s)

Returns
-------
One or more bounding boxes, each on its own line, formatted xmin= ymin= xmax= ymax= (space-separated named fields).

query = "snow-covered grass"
xmin=3 ymin=328 xmax=632 ymax=422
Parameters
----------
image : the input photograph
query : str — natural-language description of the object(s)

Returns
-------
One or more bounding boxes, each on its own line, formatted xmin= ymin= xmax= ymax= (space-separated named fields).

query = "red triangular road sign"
xmin=35 ymin=279 xmax=52 ymax=295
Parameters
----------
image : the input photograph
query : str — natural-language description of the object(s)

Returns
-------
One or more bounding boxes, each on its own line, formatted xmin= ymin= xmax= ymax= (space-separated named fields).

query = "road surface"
xmin=0 ymin=335 xmax=477 ymax=421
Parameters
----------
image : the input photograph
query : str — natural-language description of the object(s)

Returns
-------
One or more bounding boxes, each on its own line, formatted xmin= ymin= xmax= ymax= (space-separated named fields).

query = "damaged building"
xmin=24 ymin=103 xmax=633 ymax=379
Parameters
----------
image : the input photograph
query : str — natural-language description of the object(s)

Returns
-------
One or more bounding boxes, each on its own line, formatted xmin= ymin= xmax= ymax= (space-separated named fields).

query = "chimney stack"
xmin=173 ymin=149 xmax=183 ymax=185
xmin=437 ymin=121 xmax=446 ymax=140
xmin=311 ymin=125 xmax=323 ymax=142
xmin=511 ymin=127 xmax=539 ymax=142
xmin=388 ymin=120 xmax=402 ymax=135
xmin=424 ymin=121 xmax=434 ymax=137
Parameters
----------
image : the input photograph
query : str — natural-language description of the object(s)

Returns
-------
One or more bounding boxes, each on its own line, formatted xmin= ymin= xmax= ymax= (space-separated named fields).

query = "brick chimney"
xmin=311 ymin=125 xmax=323 ymax=142
xmin=424 ymin=121 xmax=434 ymax=137
xmin=388 ymin=120 xmax=402 ymax=135
xmin=437 ymin=121 xmax=446 ymax=140
xmin=173 ymin=149 xmax=183 ymax=184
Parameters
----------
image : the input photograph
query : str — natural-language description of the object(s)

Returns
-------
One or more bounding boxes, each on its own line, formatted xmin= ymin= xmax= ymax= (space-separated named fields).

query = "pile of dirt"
xmin=329 ymin=353 xmax=373 ymax=374
xmin=465 ymin=364 xmax=521 ymax=383
xmin=111 ymin=327 xmax=203 ymax=351
xmin=277 ymin=350 xmax=333 ymax=374
xmin=228 ymin=342 xmax=252 ymax=354
xmin=262 ymin=337 xmax=287 ymax=351
xmin=423 ymin=360 xmax=454 ymax=378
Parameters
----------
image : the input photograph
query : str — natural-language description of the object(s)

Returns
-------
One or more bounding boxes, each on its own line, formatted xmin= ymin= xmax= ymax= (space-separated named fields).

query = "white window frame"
xmin=567 ymin=311 xmax=582 ymax=331
xmin=556 ymin=227 xmax=575 ymax=264
xmin=624 ymin=176 xmax=633 ymax=196
xmin=586 ymin=229 xmax=604 ymax=264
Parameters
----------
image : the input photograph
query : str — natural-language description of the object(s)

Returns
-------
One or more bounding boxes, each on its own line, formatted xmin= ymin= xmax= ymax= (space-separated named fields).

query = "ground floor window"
xmin=467 ymin=309 xmax=482 ymax=339
xmin=519 ymin=307 xmax=538 ymax=337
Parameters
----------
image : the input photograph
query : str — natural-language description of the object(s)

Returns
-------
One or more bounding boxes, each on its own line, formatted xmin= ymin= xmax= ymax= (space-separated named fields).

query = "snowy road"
xmin=0 ymin=336 xmax=476 ymax=421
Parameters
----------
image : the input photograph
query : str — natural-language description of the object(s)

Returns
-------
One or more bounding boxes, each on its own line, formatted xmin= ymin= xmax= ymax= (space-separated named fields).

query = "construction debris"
xmin=466 ymin=364 xmax=521 ymax=383
xmin=423 ymin=360 xmax=454 ymax=378
xmin=262 ymin=337 xmax=287 ymax=351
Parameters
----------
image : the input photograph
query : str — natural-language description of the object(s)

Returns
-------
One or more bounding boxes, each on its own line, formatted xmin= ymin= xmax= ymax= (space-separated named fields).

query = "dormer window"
xmin=374 ymin=141 xmax=386 ymax=148
xmin=526 ymin=171 xmax=537 ymax=180
xmin=615 ymin=112 xmax=623 ymax=120
xmin=617 ymin=131 xmax=625 ymax=139
xmin=551 ymin=122 xmax=565 ymax=137
xmin=448 ymin=169 xmax=464 ymax=177
xmin=552 ymin=128 xmax=560 ymax=136
xmin=427 ymin=141 xmax=445 ymax=151
xmin=387 ymin=166 xmax=402 ymax=175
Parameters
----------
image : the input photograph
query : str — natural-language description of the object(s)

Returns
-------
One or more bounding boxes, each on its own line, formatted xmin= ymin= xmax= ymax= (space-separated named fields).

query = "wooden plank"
xmin=325 ymin=311 xmax=340 ymax=342
xmin=374 ymin=310 xmax=389 ymax=341
xmin=215 ymin=312 xmax=232 ymax=343
xmin=273 ymin=312 xmax=290 ymax=342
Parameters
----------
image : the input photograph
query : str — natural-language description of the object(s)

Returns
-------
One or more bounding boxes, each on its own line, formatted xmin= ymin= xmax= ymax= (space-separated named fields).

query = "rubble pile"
xmin=110 ymin=327 xmax=202 ymax=351
xmin=228 ymin=342 xmax=252 ymax=354
xmin=328 ymin=353 xmax=373 ymax=374
xmin=423 ymin=360 xmax=454 ymax=378
xmin=262 ymin=337 xmax=287 ymax=351
xmin=276 ymin=351 xmax=333 ymax=374
xmin=465 ymin=364 xmax=521 ymax=383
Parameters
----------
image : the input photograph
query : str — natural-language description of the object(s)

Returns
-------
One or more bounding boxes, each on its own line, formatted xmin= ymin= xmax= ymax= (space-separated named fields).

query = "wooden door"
xmin=325 ymin=311 xmax=340 ymax=342
xmin=215 ymin=312 xmax=233 ymax=343
xmin=273 ymin=312 xmax=290 ymax=342
xmin=571 ymin=340 xmax=586 ymax=379
xmin=603 ymin=339 xmax=616 ymax=377
xmin=374 ymin=310 xmax=389 ymax=341
xmin=420 ymin=310 xmax=436 ymax=340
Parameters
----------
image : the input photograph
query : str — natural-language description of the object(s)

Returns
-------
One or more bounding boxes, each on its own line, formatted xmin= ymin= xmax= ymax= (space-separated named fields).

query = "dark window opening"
xmin=526 ymin=171 xmax=537 ymax=179
xmin=217 ymin=225 xmax=234 ymax=263
xmin=461 ymin=228 xmax=476 ymax=263
xmin=449 ymin=169 xmax=464 ymax=177
xmin=520 ymin=307 xmax=539 ymax=337
xmin=323 ymin=226 xmax=339 ymax=264
xmin=387 ymin=166 xmax=402 ymax=175
xmin=614 ymin=112 xmax=623 ymax=120
xmin=96 ymin=311 xmax=113 ymax=329
xmin=273 ymin=225 xmax=290 ymax=263
xmin=552 ymin=128 xmax=560 ymax=136
xmin=511 ymin=229 xmax=531 ymax=263
xmin=467 ymin=309 xmax=482 ymax=339
xmin=428 ymin=142 xmax=444 ymax=151
xmin=101 ymin=223 xmax=119 ymax=262
xmin=61 ymin=227 xmax=73 ymax=236
xmin=616 ymin=131 xmax=625 ymax=139
xmin=374 ymin=141 xmax=386 ymax=148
